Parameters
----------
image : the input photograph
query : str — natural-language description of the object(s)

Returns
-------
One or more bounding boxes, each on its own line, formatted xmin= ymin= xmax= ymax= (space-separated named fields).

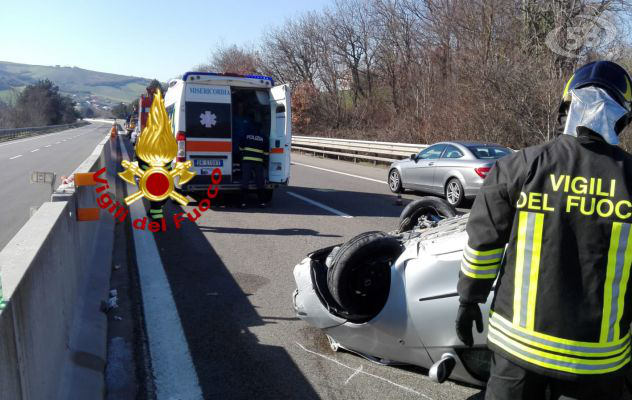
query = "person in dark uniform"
xmin=239 ymin=126 xmax=269 ymax=208
xmin=456 ymin=61 xmax=632 ymax=399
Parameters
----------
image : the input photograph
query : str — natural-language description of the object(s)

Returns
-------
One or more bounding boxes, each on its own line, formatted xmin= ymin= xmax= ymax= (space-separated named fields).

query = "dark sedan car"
xmin=387 ymin=141 xmax=512 ymax=206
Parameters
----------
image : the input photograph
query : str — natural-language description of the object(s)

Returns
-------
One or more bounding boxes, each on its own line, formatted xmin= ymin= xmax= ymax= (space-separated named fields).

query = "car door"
xmin=405 ymin=144 xmax=446 ymax=190
xmin=269 ymin=84 xmax=291 ymax=183
xmin=432 ymin=144 xmax=465 ymax=192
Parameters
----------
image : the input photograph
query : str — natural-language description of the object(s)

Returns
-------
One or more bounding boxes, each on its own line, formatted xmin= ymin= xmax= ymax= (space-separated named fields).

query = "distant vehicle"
xmin=164 ymin=72 xmax=291 ymax=202
xmin=126 ymin=117 xmax=137 ymax=134
xmin=130 ymin=125 xmax=140 ymax=146
xmin=387 ymin=141 xmax=512 ymax=207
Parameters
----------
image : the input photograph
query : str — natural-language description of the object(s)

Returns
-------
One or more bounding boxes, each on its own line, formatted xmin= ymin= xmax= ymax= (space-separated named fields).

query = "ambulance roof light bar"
xmin=182 ymin=71 xmax=274 ymax=86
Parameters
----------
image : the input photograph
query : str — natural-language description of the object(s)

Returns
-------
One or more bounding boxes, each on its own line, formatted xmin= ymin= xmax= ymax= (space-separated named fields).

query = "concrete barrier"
xmin=0 ymin=133 xmax=118 ymax=399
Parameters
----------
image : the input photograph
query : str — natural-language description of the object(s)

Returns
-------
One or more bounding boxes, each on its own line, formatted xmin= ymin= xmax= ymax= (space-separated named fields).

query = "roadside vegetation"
xmin=0 ymin=79 xmax=79 ymax=129
xmin=195 ymin=0 xmax=632 ymax=150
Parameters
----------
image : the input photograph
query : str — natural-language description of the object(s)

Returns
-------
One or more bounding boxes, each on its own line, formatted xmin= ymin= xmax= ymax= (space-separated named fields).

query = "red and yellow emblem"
xmin=118 ymin=89 xmax=195 ymax=205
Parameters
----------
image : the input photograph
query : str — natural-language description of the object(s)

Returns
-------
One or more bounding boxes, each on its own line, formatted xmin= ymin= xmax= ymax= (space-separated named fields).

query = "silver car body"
xmin=292 ymin=214 xmax=493 ymax=385
xmin=389 ymin=141 xmax=509 ymax=200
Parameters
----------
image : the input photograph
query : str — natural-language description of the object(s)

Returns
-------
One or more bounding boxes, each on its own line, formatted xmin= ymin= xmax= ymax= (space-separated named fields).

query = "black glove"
xmin=455 ymin=303 xmax=483 ymax=347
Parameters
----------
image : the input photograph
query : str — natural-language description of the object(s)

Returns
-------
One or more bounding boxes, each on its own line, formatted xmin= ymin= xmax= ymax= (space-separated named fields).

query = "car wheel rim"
xmin=389 ymin=172 xmax=399 ymax=191
xmin=447 ymin=182 xmax=461 ymax=204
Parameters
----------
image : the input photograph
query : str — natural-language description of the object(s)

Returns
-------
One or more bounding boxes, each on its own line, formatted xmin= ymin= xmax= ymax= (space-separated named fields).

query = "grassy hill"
xmin=0 ymin=61 xmax=152 ymax=105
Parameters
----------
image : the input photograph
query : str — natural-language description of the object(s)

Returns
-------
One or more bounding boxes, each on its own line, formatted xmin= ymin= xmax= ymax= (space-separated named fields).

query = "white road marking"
xmin=294 ymin=342 xmax=429 ymax=399
xmin=30 ymin=148 xmax=39 ymax=152
xmin=55 ymin=142 xmax=61 ymax=144
xmin=293 ymin=162 xmax=386 ymax=184
xmin=9 ymin=155 xmax=22 ymax=160
xmin=345 ymin=365 xmax=363 ymax=385
xmin=0 ymin=129 xmax=70 ymax=148
xmin=121 ymin=145 xmax=203 ymax=400
xmin=287 ymin=191 xmax=353 ymax=218
xmin=45 ymin=145 xmax=51 ymax=148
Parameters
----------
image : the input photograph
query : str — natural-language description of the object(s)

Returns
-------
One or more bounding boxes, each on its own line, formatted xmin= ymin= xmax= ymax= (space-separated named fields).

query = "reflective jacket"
xmin=239 ymin=133 xmax=269 ymax=163
xmin=458 ymin=129 xmax=632 ymax=379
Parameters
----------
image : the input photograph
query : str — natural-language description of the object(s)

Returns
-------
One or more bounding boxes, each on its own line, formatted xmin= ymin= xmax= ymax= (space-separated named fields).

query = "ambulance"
xmin=164 ymin=72 xmax=291 ymax=201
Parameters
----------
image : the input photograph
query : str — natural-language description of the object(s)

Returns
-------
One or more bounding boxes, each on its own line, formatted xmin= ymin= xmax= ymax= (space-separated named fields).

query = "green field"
xmin=0 ymin=61 xmax=153 ymax=104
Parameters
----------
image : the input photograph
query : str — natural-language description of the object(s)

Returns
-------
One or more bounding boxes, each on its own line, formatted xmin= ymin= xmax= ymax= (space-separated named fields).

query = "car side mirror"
xmin=410 ymin=154 xmax=417 ymax=161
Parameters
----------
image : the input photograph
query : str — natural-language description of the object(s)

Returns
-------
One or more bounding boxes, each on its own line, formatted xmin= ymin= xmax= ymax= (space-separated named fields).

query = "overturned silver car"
xmin=292 ymin=197 xmax=492 ymax=385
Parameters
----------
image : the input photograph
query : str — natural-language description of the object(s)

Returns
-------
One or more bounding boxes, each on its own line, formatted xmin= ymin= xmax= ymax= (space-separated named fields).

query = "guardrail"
xmin=0 ymin=133 xmax=118 ymax=399
xmin=292 ymin=135 xmax=427 ymax=164
xmin=0 ymin=121 xmax=89 ymax=141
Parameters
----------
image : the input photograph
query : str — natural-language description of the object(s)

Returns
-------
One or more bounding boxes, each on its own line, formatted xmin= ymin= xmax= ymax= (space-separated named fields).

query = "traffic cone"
xmin=110 ymin=123 xmax=117 ymax=138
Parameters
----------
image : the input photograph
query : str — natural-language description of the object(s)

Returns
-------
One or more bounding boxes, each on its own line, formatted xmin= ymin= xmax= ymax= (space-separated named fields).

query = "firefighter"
xmin=455 ymin=61 xmax=632 ymax=399
xmin=239 ymin=125 xmax=269 ymax=208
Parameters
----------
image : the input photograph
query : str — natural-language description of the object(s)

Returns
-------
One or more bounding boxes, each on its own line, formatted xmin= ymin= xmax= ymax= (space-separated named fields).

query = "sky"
xmin=0 ymin=0 xmax=332 ymax=81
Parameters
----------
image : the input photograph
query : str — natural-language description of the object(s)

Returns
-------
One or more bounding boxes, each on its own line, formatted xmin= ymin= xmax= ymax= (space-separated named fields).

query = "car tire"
xmin=388 ymin=169 xmax=403 ymax=193
xmin=398 ymin=197 xmax=457 ymax=232
xmin=445 ymin=178 xmax=465 ymax=207
xmin=327 ymin=232 xmax=403 ymax=322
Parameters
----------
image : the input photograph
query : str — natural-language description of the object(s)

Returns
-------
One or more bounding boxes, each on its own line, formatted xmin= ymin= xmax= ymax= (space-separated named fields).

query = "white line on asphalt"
xmin=44 ymin=145 xmax=51 ymax=148
xmin=287 ymin=191 xmax=353 ymax=218
xmin=30 ymin=149 xmax=39 ymax=152
xmin=0 ymin=130 xmax=70 ymax=148
xmin=121 ymin=144 xmax=203 ymax=400
xmin=292 ymin=162 xmax=386 ymax=184
xmin=345 ymin=365 xmax=363 ymax=385
xmin=294 ymin=342 xmax=430 ymax=399
xmin=9 ymin=155 xmax=22 ymax=160
xmin=55 ymin=142 xmax=61 ymax=144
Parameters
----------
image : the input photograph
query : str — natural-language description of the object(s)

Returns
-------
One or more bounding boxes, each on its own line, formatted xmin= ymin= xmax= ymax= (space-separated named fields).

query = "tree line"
xmin=196 ymin=0 xmax=632 ymax=150
xmin=0 ymin=79 xmax=79 ymax=129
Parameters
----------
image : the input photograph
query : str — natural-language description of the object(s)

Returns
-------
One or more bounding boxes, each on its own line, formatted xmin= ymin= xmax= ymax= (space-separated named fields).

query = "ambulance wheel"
xmin=327 ymin=231 xmax=403 ymax=322
xmin=398 ymin=197 xmax=456 ymax=232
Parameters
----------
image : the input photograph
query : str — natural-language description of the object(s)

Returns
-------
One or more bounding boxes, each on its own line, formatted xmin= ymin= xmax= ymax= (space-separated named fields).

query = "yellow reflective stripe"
xmin=465 ymin=244 xmax=504 ymax=257
xmin=460 ymin=267 xmax=498 ymax=279
xmin=243 ymin=156 xmax=263 ymax=162
xmin=526 ymin=213 xmax=544 ymax=330
xmin=463 ymin=254 xmax=502 ymax=266
xmin=489 ymin=326 xmax=630 ymax=365
xmin=615 ymin=228 xmax=632 ymax=340
xmin=488 ymin=326 xmax=631 ymax=374
xmin=514 ymin=211 xmax=529 ymax=326
xmin=244 ymin=147 xmax=265 ymax=153
xmin=489 ymin=314 xmax=629 ymax=358
xmin=462 ymin=258 xmax=500 ymax=271
xmin=492 ymin=311 xmax=630 ymax=348
xmin=601 ymin=222 xmax=632 ymax=342
xmin=602 ymin=223 xmax=622 ymax=342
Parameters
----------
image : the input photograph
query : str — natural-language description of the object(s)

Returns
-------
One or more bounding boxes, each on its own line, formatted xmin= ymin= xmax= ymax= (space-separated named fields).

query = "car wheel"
xmin=388 ymin=169 xmax=403 ymax=193
xmin=445 ymin=178 xmax=465 ymax=207
xmin=398 ymin=197 xmax=457 ymax=232
xmin=327 ymin=232 xmax=403 ymax=322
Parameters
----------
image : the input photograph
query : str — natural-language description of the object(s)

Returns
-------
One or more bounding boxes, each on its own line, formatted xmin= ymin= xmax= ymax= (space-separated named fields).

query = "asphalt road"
xmin=129 ymin=146 xmax=482 ymax=400
xmin=0 ymin=121 xmax=111 ymax=249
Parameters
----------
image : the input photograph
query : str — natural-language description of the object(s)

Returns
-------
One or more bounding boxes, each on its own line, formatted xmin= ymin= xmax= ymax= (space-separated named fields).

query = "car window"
xmin=418 ymin=144 xmax=447 ymax=160
xmin=467 ymin=145 xmax=512 ymax=159
xmin=442 ymin=145 xmax=464 ymax=159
